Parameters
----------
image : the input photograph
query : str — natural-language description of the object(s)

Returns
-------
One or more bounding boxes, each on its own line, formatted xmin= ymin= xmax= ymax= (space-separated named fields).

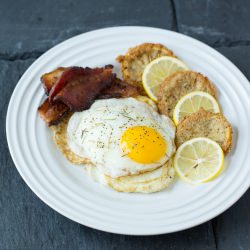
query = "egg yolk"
xmin=120 ymin=126 xmax=167 ymax=164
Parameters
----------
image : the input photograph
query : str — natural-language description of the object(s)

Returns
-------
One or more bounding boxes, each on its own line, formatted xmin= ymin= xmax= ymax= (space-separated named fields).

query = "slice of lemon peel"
xmin=142 ymin=56 xmax=189 ymax=101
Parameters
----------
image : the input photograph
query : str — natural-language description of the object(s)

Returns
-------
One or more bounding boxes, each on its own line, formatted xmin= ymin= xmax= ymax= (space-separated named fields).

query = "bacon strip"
xmin=41 ymin=67 xmax=68 ymax=95
xmin=38 ymin=99 xmax=69 ymax=126
xmin=38 ymin=65 xmax=140 ymax=126
xmin=49 ymin=67 xmax=86 ymax=102
xmin=53 ymin=67 xmax=114 ymax=111
xmin=98 ymin=77 xmax=139 ymax=99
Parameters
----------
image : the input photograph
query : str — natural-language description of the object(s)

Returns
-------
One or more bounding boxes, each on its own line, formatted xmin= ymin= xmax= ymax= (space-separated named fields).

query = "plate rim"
xmin=6 ymin=26 xmax=250 ymax=235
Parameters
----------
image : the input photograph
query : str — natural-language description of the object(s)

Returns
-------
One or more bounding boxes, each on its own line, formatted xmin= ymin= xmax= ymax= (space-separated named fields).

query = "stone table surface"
xmin=1 ymin=0 xmax=250 ymax=249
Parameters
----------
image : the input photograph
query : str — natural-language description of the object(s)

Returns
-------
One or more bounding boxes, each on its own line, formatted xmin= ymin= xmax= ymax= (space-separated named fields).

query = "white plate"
xmin=6 ymin=26 xmax=250 ymax=235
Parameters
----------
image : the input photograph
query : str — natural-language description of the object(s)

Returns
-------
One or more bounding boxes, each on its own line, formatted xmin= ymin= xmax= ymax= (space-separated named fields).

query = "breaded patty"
xmin=157 ymin=71 xmax=217 ymax=117
xmin=176 ymin=108 xmax=232 ymax=153
xmin=116 ymin=43 xmax=175 ymax=92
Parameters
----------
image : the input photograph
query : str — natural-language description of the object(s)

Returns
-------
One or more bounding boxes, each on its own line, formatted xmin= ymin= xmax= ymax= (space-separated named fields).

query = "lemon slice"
xmin=142 ymin=56 xmax=189 ymax=101
xmin=174 ymin=137 xmax=224 ymax=184
xmin=173 ymin=91 xmax=220 ymax=125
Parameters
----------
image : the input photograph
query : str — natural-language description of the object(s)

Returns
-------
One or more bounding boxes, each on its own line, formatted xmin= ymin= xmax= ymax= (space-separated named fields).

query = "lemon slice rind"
xmin=173 ymin=91 xmax=220 ymax=125
xmin=142 ymin=56 xmax=189 ymax=101
xmin=174 ymin=137 xmax=224 ymax=185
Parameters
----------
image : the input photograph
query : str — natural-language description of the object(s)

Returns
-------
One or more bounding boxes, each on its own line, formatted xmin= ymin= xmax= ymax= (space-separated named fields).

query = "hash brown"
xmin=157 ymin=71 xmax=217 ymax=117
xmin=176 ymin=108 xmax=232 ymax=153
xmin=116 ymin=43 xmax=175 ymax=92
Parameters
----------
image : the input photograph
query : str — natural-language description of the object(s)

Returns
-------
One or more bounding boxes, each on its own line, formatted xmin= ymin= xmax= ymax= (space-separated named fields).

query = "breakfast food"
xmin=38 ymin=42 xmax=233 ymax=190
xmin=142 ymin=56 xmax=189 ymax=101
xmin=67 ymin=98 xmax=175 ymax=178
xmin=173 ymin=91 xmax=220 ymax=124
xmin=38 ymin=99 xmax=70 ymax=126
xmin=116 ymin=43 xmax=175 ymax=92
xmin=176 ymin=108 xmax=232 ymax=153
xmin=38 ymin=66 xmax=139 ymax=126
xmin=157 ymin=71 xmax=217 ymax=117
xmin=41 ymin=67 xmax=67 ymax=95
xmin=52 ymin=96 xmax=158 ymax=165
xmin=52 ymin=97 xmax=176 ymax=192
xmin=86 ymin=159 xmax=174 ymax=193
xmin=51 ymin=113 xmax=90 ymax=165
xmin=174 ymin=137 xmax=224 ymax=184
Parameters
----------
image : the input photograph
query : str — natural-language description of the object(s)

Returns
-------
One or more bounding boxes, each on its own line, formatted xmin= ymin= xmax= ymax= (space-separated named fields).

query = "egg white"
xmin=67 ymin=98 xmax=176 ymax=178
xmin=85 ymin=159 xmax=175 ymax=193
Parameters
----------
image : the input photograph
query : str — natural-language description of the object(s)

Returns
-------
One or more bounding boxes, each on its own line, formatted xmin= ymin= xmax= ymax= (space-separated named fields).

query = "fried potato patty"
xmin=176 ymin=108 xmax=232 ymax=153
xmin=157 ymin=71 xmax=217 ymax=117
xmin=116 ymin=43 xmax=175 ymax=92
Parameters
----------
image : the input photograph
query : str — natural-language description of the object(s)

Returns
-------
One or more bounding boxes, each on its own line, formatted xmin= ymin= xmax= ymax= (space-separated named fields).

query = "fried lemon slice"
xmin=176 ymin=108 xmax=232 ymax=153
xmin=174 ymin=137 xmax=224 ymax=184
xmin=142 ymin=56 xmax=188 ymax=101
xmin=157 ymin=71 xmax=217 ymax=117
xmin=116 ymin=43 xmax=175 ymax=92
xmin=173 ymin=91 xmax=220 ymax=125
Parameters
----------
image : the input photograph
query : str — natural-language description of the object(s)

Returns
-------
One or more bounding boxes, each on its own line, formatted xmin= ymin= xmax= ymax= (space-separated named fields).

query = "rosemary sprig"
xmin=121 ymin=113 xmax=136 ymax=121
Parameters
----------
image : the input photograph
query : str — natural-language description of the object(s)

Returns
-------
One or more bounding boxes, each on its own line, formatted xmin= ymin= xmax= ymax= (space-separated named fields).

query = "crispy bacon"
xmin=41 ymin=67 xmax=68 ymax=95
xmin=38 ymin=65 xmax=140 ymax=126
xmin=49 ymin=67 xmax=86 ymax=102
xmin=98 ymin=77 xmax=139 ymax=99
xmin=38 ymin=99 xmax=69 ymax=126
xmin=54 ymin=67 xmax=114 ymax=111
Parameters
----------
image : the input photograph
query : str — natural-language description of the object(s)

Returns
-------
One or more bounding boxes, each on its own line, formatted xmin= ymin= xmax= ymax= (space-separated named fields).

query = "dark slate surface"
xmin=213 ymin=189 xmax=250 ymax=250
xmin=217 ymin=45 xmax=250 ymax=81
xmin=174 ymin=0 xmax=250 ymax=46
xmin=1 ymin=0 xmax=250 ymax=249
xmin=0 ymin=0 xmax=174 ymax=60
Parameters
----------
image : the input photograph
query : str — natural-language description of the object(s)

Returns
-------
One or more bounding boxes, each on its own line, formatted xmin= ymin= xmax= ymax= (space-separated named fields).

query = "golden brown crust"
xmin=135 ymin=95 xmax=158 ymax=111
xmin=51 ymin=113 xmax=91 ymax=164
xmin=157 ymin=71 xmax=217 ymax=117
xmin=116 ymin=43 xmax=175 ymax=93
xmin=176 ymin=108 xmax=233 ymax=153
xmin=104 ymin=159 xmax=175 ymax=193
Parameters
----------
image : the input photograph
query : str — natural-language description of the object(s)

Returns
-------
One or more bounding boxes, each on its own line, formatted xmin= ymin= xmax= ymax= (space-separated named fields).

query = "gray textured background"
xmin=1 ymin=0 xmax=250 ymax=249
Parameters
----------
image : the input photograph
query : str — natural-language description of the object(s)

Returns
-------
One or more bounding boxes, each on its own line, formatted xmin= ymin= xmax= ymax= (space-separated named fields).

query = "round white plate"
xmin=6 ymin=26 xmax=250 ymax=235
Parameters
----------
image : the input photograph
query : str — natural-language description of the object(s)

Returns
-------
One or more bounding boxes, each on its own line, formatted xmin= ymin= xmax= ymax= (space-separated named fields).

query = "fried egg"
xmin=67 ymin=97 xmax=176 ymax=178
xmin=85 ymin=159 xmax=175 ymax=193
